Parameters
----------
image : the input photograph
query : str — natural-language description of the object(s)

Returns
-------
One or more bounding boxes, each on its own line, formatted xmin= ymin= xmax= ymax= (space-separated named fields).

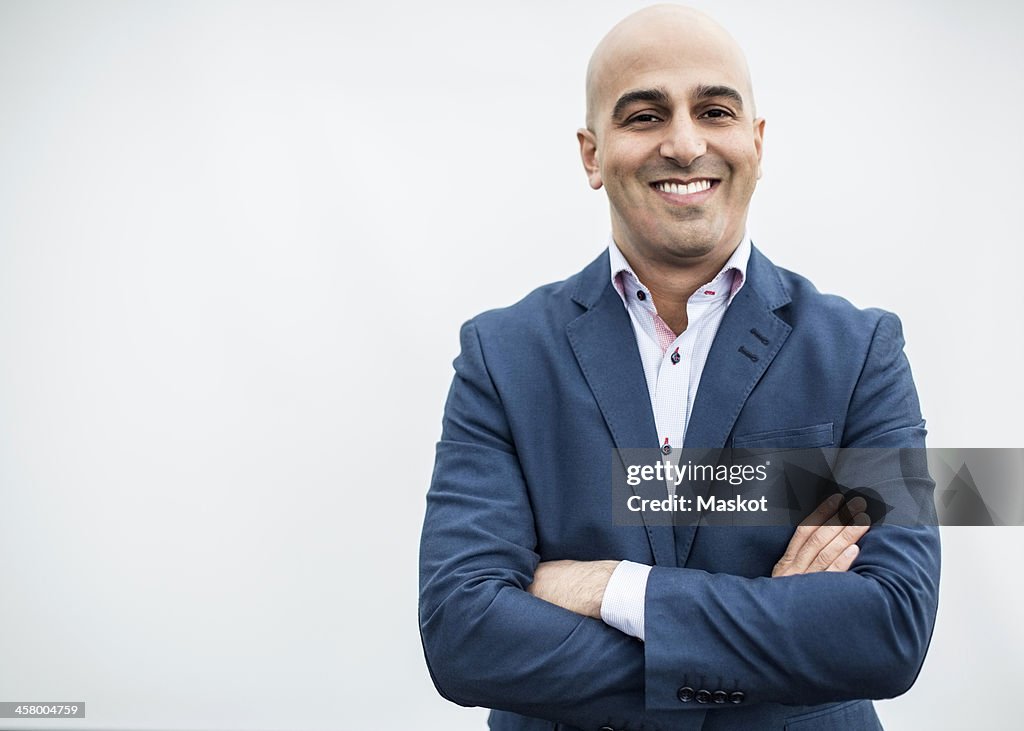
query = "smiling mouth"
xmin=651 ymin=178 xmax=717 ymax=196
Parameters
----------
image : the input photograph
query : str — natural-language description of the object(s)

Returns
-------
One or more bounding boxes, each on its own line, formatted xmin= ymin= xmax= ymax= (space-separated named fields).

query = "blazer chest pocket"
xmin=732 ymin=422 xmax=834 ymax=449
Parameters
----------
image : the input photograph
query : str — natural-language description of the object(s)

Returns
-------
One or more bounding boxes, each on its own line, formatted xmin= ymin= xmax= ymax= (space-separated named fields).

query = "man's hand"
xmin=526 ymin=559 xmax=619 ymax=619
xmin=772 ymin=493 xmax=871 ymax=577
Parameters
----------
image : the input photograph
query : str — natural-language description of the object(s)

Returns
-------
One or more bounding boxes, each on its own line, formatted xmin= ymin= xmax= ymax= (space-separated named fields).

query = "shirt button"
xmin=670 ymin=347 xmax=681 ymax=365
xmin=636 ymin=290 xmax=646 ymax=301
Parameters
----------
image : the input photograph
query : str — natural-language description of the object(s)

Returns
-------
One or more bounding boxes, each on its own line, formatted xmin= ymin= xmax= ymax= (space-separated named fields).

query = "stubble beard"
xmin=612 ymin=205 xmax=723 ymax=269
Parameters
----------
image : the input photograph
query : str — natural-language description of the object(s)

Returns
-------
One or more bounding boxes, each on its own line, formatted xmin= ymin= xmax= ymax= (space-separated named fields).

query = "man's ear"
xmin=753 ymin=117 xmax=765 ymax=180
xmin=577 ymin=128 xmax=603 ymax=190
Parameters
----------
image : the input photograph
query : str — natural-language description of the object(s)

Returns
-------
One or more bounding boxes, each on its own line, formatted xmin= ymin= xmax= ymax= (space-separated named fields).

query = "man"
xmin=419 ymin=5 xmax=940 ymax=730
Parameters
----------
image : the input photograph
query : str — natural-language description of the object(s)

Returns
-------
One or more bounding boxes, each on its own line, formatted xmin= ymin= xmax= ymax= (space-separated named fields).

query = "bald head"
xmin=585 ymin=4 xmax=755 ymax=131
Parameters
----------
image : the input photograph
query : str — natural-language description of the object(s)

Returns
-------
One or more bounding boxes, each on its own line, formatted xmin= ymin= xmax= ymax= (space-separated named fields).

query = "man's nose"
xmin=659 ymin=116 xmax=706 ymax=167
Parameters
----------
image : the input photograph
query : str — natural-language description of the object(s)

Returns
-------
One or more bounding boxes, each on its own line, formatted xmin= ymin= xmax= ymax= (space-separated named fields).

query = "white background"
xmin=1 ymin=1 xmax=1022 ymax=729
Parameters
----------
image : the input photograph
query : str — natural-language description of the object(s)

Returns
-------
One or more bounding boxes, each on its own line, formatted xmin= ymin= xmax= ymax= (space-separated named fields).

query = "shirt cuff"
xmin=600 ymin=560 xmax=652 ymax=641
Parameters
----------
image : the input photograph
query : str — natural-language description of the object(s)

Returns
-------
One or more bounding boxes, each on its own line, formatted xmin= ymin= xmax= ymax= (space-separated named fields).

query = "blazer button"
xmin=712 ymin=690 xmax=728 ymax=704
xmin=729 ymin=691 xmax=745 ymax=704
xmin=599 ymin=726 xmax=616 ymax=731
xmin=696 ymin=689 xmax=712 ymax=703
xmin=677 ymin=686 xmax=695 ymax=702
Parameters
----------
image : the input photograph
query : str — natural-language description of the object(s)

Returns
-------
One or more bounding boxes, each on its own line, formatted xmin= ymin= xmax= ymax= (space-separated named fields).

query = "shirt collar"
xmin=608 ymin=234 xmax=751 ymax=305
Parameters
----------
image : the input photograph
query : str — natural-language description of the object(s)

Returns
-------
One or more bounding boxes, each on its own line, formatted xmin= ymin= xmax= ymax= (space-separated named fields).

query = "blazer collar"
xmin=570 ymin=248 xmax=614 ymax=310
xmin=570 ymin=243 xmax=791 ymax=312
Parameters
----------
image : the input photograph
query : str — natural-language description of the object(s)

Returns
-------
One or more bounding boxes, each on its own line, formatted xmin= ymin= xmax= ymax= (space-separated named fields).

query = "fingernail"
xmin=843 ymin=545 xmax=859 ymax=557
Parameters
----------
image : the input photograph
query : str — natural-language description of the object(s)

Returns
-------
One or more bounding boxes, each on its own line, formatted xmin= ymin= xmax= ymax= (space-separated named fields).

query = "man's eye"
xmin=628 ymin=113 xmax=662 ymax=124
xmin=702 ymin=108 xmax=734 ymax=119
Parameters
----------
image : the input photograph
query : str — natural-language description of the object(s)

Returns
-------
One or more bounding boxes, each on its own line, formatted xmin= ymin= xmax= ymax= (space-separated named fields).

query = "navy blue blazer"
xmin=419 ymin=246 xmax=940 ymax=731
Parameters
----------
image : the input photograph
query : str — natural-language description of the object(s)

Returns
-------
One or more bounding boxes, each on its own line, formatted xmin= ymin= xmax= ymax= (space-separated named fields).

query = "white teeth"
xmin=657 ymin=179 xmax=711 ymax=195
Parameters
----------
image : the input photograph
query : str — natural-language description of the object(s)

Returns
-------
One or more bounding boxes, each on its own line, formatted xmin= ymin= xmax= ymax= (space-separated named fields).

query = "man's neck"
xmin=619 ymin=243 xmax=738 ymax=336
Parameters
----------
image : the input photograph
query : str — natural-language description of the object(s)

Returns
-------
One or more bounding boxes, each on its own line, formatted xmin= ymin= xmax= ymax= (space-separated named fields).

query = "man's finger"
xmin=819 ymin=496 xmax=868 ymax=530
xmin=837 ymin=496 xmax=868 ymax=524
xmin=801 ymin=493 xmax=846 ymax=528
xmin=788 ymin=502 xmax=866 ymax=574
xmin=825 ymin=543 xmax=860 ymax=572
xmin=807 ymin=515 xmax=871 ymax=572
xmin=776 ymin=494 xmax=843 ymax=570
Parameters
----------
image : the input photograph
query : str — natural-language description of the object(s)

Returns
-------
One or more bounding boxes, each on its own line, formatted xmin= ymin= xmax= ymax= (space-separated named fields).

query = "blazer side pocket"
xmin=732 ymin=422 xmax=834 ymax=449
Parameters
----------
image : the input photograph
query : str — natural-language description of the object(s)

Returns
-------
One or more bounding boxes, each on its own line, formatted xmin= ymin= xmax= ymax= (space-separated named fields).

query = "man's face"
xmin=580 ymin=33 xmax=765 ymax=265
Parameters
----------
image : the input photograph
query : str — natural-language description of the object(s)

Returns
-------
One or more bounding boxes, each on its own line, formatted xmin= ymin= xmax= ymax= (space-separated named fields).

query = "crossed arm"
xmin=528 ymin=494 xmax=871 ymax=619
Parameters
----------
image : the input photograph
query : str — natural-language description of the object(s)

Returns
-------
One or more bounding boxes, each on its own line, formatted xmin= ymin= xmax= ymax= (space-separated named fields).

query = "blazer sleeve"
xmin=642 ymin=312 xmax=941 ymax=710
xmin=419 ymin=320 xmax=652 ymax=727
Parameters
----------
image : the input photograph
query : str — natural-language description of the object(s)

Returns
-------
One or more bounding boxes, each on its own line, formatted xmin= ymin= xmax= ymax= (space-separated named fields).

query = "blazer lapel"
xmin=684 ymin=259 xmax=792 ymax=448
xmin=676 ymin=246 xmax=793 ymax=563
xmin=566 ymin=254 xmax=676 ymax=567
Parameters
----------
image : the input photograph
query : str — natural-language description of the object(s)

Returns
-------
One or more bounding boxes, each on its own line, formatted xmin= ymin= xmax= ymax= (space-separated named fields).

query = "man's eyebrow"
xmin=611 ymin=88 xmax=671 ymax=121
xmin=694 ymin=84 xmax=745 ymax=110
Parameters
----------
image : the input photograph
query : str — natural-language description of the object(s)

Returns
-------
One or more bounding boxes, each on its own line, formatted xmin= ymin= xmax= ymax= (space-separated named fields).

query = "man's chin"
xmin=613 ymin=219 xmax=730 ymax=263
xmin=659 ymin=228 xmax=722 ymax=260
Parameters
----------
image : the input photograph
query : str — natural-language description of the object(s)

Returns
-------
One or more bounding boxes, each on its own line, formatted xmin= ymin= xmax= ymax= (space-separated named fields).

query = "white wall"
xmin=0 ymin=1 xmax=1020 ymax=729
